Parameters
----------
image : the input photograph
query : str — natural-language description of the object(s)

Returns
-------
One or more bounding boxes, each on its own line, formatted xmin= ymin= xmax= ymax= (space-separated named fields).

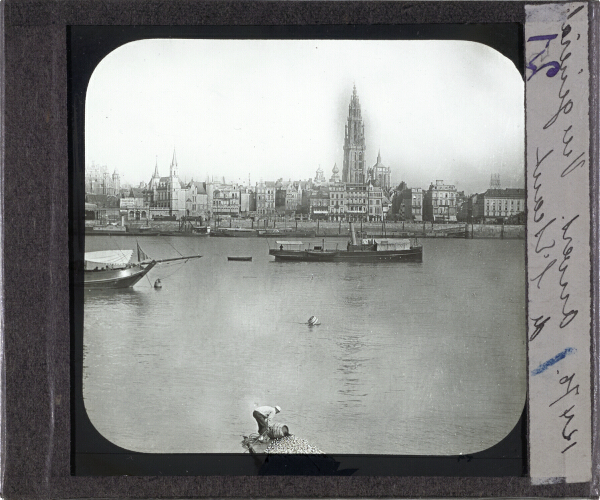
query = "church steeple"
xmin=342 ymin=85 xmax=366 ymax=184
xmin=153 ymin=156 xmax=160 ymax=178
xmin=170 ymin=148 xmax=178 ymax=178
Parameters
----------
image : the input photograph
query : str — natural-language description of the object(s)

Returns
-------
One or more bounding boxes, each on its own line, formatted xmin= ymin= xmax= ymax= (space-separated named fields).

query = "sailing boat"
xmin=79 ymin=242 xmax=201 ymax=289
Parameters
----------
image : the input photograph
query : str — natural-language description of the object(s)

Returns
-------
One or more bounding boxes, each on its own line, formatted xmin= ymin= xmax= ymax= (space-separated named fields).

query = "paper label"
xmin=525 ymin=2 xmax=591 ymax=483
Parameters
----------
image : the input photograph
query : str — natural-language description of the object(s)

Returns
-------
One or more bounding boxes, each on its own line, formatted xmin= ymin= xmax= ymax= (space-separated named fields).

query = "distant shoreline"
xmin=87 ymin=220 xmax=525 ymax=239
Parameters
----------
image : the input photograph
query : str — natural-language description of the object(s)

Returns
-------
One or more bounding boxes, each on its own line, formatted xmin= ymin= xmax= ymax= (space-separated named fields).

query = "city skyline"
xmin=86 ymin=38 xmax=525 ymax=194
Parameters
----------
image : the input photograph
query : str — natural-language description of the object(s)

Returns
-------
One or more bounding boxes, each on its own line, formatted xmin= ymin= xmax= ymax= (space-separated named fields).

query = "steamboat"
xmin=269 ymin=223 xmax=422 ymax=263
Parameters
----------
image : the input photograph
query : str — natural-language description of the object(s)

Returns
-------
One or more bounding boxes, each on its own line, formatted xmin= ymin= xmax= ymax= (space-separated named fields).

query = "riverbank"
xmin=88 ymin=220 xmax=525 ymax=239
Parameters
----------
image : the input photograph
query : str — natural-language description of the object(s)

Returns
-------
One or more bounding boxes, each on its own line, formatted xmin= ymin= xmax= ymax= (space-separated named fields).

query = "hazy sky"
xmin=86 ymin=38 xmax=524 ymax=194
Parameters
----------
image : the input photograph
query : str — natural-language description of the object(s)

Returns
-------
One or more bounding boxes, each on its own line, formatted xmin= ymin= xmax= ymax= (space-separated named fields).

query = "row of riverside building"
xmin=85 ymin=161 xmax=524 ymax=225
xmin=85 ymin=85 xmax=524 ymax=225
xmin=391 ymin=181 xmax=525 ymax=224
xmin=85 ymin=155 xmax=391 ymax=223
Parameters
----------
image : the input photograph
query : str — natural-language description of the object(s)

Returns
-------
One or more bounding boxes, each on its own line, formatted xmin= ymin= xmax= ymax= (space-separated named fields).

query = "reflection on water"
xmin=335 ymin=334 xmax=370 ymax=409
xmin=82 ymin=236 xmax=526 ymax=454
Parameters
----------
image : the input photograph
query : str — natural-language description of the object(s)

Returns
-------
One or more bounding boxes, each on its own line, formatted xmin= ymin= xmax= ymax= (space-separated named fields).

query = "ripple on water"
xmin=82 ymin=237 xmax=526 ymax=454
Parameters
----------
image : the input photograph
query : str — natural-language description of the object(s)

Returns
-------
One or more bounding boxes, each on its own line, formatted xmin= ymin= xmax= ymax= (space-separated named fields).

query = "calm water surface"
xmin=83 ymin=236 xmax=526 ymax=454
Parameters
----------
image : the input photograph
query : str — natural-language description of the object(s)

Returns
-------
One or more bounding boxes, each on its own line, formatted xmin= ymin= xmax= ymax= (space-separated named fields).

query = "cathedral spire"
xmin=153 ymin=156 xmax=159 ymax=178
xmin=170 ymin=148 xmax=178 ymax=178
xmin=377 ymin=149 xmax=381 ymax=164
xmin=342 ymin=84 xmax=366 ymax=184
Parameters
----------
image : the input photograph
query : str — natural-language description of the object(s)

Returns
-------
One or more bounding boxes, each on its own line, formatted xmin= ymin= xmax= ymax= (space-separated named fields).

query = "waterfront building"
xmin=457 ymin=198 xmax=470 ymax=222
xmin=389 ymin=182 xmax=406 ymax=218
xmin=345 ymin=183 xmax=368 ymax=222
xmin=473 ymin=188 xmax=525 ymax=223
xmin=412 ymin=188 xmax=423 ymax=222
xmin=282 ymin=182 xmax=302 ymax=214
xmin=367 ymin=151 xmax=391 ymax=191
xmin=85 ymin=193 xmax=120 ymax=223
xmin=275 ymin=183 xmax=287 ymax=214
xmin=367 ymin=182 xmax=383 ymax=221
xmin=85 ymin=162 xmax=120 ymax=196
xmin=397 ymin=187 xmax=423 ymax=222
xmin=300 ymin=188 xmax=311 ymax=215
xmin=185 ymin=181 xmax=210 ymax=219
xmin=255 ymin=180 xmax=276 ymax=216
xmin=290 ymin=183 xmax=302 ymax=213
xmin=454 ymin=191 xmax=468 ymax=222
xmin=423 ymin=180 xmax=458 ymax=222
xmin=120 ymin=188 xmax=148 ymax=221
xmin=308 ymin=188 xmax=330 ymax=220
xmin=342 ymin=85 xmax=366 ymax=184
xmin=381 ymin=194 xmax=391 ymax=220
xmin=212 ymin=186 xmax=240 ymax=217
xmin=328 ymin=182 xmax=346 ymax=221
xmin=469 ymin=193 xmax=480 ymax=221
xmin=145 ymin=150 xmax=186 ymax=218
xmin=239 ymin=186 xmax=254 ymax=216
xmin=275 ymin=180 xmax=301 ymax=215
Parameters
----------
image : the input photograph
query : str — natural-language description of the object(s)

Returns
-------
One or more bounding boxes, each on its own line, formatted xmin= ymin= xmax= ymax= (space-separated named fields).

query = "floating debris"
xmin=308 ymin=316 xmax=320 ymax=326
xmin=264 ymin=435 xmax=325 ymax=454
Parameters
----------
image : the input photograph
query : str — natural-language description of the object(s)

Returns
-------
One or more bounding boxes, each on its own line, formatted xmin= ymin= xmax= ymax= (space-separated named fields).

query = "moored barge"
xmin=269 ymin=224 xmax=422 ymax=263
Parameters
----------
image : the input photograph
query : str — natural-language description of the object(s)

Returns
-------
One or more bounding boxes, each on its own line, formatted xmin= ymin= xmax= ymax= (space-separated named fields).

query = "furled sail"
xmin=84 ymin=249 xmax=133 ymax=269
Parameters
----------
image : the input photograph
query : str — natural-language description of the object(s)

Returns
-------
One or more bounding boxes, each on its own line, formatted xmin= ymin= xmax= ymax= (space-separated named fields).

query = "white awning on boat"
xmin=368 ymin=239 xmax=411 ymax=251
xmin=84 ymin=249 xmax=133 ymax=268
xmin=375 ymin=239 xmax=410 ymax=251
xmin=275 ymin=241 xmax=304 ymax=246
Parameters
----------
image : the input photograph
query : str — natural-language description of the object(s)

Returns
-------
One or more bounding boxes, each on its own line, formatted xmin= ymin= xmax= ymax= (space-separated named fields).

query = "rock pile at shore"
xmin=264 ymin=435 xmax=325 ymax=454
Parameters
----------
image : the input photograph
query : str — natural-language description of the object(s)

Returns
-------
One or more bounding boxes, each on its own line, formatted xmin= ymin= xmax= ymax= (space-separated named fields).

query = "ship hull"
xmin=269 ymin=247 xmax=422 ymax=263
xmin=211 ymin=229 xmax=257 ymax=237
xmin=79 ymin=261 xmax=157 ymax=289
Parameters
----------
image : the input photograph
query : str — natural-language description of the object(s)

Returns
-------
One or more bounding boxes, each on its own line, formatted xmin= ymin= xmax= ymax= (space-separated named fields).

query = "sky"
xmin=85 ymin=38 xmax=524 ymax=194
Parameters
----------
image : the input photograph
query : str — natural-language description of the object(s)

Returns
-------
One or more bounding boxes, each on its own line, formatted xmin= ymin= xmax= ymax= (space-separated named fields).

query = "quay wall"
xmin=110 ymin=220 xmax=525 ymax=239
xmin=212 ymin=220 xmax=524 ymax=239
xmin=465 ymin=223 xmax=525 ymax=239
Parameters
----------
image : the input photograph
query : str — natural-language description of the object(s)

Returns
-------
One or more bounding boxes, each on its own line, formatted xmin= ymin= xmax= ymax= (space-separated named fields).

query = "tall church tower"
xmin=169 ymin=148 xmax=181 ymax=213
xmin=342 ymin=85 xmax=366 ymax=184
xmin=170 ymin=148 xmax=179 ymax=179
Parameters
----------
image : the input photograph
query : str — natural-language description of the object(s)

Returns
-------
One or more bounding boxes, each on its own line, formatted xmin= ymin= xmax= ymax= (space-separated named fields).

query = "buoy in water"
xmin=308 ymin=315 xmax=320 ymax=326
xmin=154 ymin=279 xmax=162 ymax=289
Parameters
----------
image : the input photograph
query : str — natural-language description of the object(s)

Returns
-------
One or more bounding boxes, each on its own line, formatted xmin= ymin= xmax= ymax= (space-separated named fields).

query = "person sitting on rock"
xmin=253 ymin=405 xmax=281 ymax=439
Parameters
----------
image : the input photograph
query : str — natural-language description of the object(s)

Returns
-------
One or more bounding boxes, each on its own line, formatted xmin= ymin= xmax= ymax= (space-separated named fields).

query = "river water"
xmin=82 ymin=235 xmax=526 ymax=455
